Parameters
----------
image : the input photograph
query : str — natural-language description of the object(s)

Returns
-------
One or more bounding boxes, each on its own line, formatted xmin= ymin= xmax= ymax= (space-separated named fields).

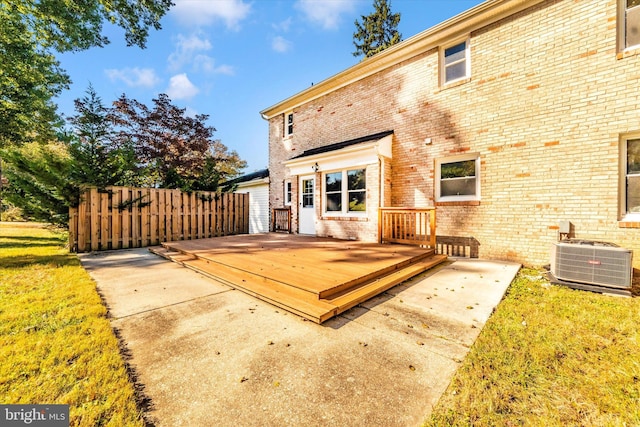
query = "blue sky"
xmin=55 ymin=0 xmax=484 ymax=173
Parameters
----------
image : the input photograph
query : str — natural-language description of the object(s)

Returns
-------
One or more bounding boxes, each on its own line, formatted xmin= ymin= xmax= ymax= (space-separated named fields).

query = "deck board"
xmin=153 ymin=233 xmax=446 ymax=323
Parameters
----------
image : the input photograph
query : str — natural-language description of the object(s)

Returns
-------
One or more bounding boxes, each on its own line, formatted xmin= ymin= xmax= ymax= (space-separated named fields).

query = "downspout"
xmin=379 ymin=156 xmax=384 ymax=209
xmin=378 ymin=156 xmax=384 ymax=243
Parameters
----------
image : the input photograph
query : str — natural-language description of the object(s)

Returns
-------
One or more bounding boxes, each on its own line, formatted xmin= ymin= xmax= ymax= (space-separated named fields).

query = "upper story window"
xmin=435 ymin=153 xmax=480 ymax=202
xmin=620 ymin=0 xmax=640 ymax=51
xmin=621 ymin=135 xmax=640 ymax=220
xmin=324 ymin=168 xmax=366 ymax=214
xmin=441 ymin=38 xmax=470 ymax=85
xmin=285 ymin=112 xmax=294 ymax=137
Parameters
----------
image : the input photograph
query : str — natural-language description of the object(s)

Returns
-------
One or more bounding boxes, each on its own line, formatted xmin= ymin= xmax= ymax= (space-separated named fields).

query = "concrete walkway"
xmin=79 ymin=249 xmax=520 ymax=427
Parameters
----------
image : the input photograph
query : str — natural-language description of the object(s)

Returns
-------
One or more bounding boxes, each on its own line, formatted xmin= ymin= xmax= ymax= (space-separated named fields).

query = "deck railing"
xmin=272 ymin=208 xmax=292 ymax=233
xmin=378 ymin=207 xmax=436 ymax=248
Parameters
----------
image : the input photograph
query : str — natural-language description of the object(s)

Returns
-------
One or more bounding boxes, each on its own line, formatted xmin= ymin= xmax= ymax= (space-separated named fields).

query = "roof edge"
xmin=290 ymin=130 xmax=394 ymax=160
xmin=260 ymin=0 xmax=546 ymax=120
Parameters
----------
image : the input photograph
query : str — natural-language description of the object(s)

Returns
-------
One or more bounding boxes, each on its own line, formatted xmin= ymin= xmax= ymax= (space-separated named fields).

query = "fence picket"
xmin=111 ymin=189 xmax=121 ymax=249
xmin=69 ymin=186 xmax=249 ymax=252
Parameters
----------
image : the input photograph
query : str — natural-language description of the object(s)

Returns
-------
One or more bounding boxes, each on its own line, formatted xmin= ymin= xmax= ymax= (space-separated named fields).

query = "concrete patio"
xmin=80 ymin=248 xmax=519 ymax=426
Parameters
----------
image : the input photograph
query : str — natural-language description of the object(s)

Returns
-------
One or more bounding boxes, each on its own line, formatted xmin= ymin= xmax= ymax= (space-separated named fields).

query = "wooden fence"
xmin=69 ymin=186 xmax=249 ymax=253
xmin=378 ymin=207 xmax=436 ymax=249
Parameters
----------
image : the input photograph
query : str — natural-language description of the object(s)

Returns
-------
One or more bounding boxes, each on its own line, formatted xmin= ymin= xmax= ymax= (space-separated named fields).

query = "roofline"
xmin=290 ymin=130 xmax=393 ymax=160
xmin=259 ymin=0 xmax=546 ymax=120
xmin=235 ymin=177 xmax=269 ymax=189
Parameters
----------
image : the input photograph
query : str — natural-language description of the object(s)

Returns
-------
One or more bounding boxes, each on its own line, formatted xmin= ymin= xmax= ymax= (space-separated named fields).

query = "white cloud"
xmin=171 ymin=0 xmax=251 ymax=30
xmin=104 ymin=67 xmax=161 ymax=88
xmin=193 ymin=55 xmax=235 ymax=75
xmin=168 ymin=33 xmax=212 ymax=71
xmin=272 ymin=17 xmax=292 ymax=32
xmin=165 ymin=73 xmax=200 ymax=100
xmin=272 ymin=36 xmax=292 ymax=53
xmin=295 ymin=0 xmax=357 ymax=30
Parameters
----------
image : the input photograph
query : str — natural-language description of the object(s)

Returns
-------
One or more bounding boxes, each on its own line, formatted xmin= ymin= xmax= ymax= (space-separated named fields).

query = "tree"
xmin=0 ymin=0 xmax=172 ymax=148
xmin=67 ymin=84 xmax=115 ymax=188
xmin=1 ymin=141 xmax=77 ymax=226
xmin=1 ymin=90 xmax=247 ymax=226
xmin=352 ymin=0 xmax=402 ymax=59
xmin=108 ymin=93 xmax=246 ymax=190
xmin=0 ymin=5 xmax=69 ymax=148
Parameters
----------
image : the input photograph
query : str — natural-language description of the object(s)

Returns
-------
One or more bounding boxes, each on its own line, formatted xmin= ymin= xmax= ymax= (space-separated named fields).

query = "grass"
xmin=427 ymin=268 xmax=640 ymax=426
xmin=0 ymin=222 xmax=145 ymax=427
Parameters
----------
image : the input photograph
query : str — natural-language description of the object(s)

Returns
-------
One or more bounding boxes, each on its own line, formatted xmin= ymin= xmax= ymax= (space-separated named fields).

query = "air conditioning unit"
xmin=550 ymin=240 xmax=633 ymax=290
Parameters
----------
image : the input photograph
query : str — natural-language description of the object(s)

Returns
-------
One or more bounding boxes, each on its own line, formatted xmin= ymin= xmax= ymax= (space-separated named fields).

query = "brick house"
xmin=260 ymin=0 xmax=640 ymax=268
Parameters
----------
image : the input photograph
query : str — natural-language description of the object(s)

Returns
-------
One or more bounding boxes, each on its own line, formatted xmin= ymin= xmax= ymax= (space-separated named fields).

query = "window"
xmin=284 ymin=180 xmax=292 ymax=205
xmin=435 ymin=154 xmax=480 ymax=202
xmin=347 ymin=169 xmax=366 ymax=211
xmin=302 ymin=178 xmax=313 ymax=208
xmin=325 ymin=172 xmax=342 ymax=211
xmin=324 ymin=168 xmax=366 ymax=214
xmin=441 ymin=39 xmax=469 ymax=85
xmin=621 ymin=0 xmax=640 ymax=50
xmin=621 ymin=136 xmax=640 ymax=219
xmin=285 ymin=112 xmax=294 ymax=137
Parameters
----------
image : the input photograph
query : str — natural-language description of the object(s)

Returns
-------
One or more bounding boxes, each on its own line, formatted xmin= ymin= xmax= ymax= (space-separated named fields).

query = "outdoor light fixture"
xmin=313 ymin=162 xmax=319 ymax=172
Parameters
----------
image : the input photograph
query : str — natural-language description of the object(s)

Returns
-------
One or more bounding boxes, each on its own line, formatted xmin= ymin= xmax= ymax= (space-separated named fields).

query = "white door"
xmin=299 ymin=175 xmax=316 ymax=235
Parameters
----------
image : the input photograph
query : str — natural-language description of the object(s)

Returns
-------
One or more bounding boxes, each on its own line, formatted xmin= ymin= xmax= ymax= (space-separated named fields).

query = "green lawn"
xmin=0 ymin=222 xmax=145 ymax=427
xmin=427 ymin=268 xmax=640 ymax=426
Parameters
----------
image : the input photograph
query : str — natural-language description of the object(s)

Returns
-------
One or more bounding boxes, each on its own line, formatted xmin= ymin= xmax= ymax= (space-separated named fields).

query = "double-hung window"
xmin=621 ymin=136 xmax=640 ymax=220
xmin=435 ymin=154 xmax=480 ymax=202
xmin=285 ymin=112 xmax=294 ymax=137
xmin=621 ymin=0 xmax=640 ymax=50
xmin=324 ymin=168 xmax=366 ymax=214
xmin=284 ymin=180 xmax=292 ymax=205
xmin=441 ymin=38 xmax=470 ymax=85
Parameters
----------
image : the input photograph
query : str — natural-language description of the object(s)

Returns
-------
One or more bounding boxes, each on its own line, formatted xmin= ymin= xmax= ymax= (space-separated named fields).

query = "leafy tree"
xmin=352 ymin=0 xmax=402 ymax=59
xmin=1 ymin=141 xmax=77 ymax=226
xmin=0 ymin=5 xmax=68 ymax=148
xmin=1 ymin=89 xmax=247 ymax=226
xmin=108 ymin=93 xmax=246 ymax=190
xmin=0 ymin=0 xmax=172 ymax=148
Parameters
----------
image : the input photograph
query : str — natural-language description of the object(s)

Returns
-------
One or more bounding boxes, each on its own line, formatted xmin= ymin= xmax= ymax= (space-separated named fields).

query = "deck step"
xmin=317 ymin=249 xmax=435 ymax=299
xmin=149 ymin=246 xmax=196 ymax=263
xmin=182 ymin=258 xmax=338 ymax=323
xmin=148 ymin=238 xmax=447 ymax=324
xmin=325 ymin=254 xmax=448 ymax=314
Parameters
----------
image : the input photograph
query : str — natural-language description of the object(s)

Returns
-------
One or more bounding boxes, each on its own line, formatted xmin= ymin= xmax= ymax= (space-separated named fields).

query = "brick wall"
xmin=268 ymin=0 xmax=640 ymax=267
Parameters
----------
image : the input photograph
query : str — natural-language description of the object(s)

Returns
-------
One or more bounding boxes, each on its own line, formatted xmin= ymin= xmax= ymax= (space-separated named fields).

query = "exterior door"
xmin=298 ymin=175 xmax=316 ymax=235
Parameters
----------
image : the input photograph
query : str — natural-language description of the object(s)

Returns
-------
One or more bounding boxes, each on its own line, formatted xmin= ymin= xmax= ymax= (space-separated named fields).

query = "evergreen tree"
xmin=1 ymin=141 xmax=77 ymax=226
xmin=352 ymin=0 xmax=402 ymax=59
xmin=67 ymin=84 xmax=116 ymax=188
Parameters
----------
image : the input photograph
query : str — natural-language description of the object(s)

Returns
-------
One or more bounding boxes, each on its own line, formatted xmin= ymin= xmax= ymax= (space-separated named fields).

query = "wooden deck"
xmin=149 ymin=234 xmax=447 ymax=323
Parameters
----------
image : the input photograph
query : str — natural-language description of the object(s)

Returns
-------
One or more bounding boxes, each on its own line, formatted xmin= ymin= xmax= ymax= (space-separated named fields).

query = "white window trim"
xmin=322 ymin=168 xmax=367 ymax=217
xmin=284 ymin=180 xmax=292 ymax=206
xmin=284 ymin=111 xmax=294 ymax=138
xmin=620 ymin=132 xmax=640 ymax=221
xmin=619 ymin=0 xmax=640 ymax=52
xmin=435 ymin=153 xmax=481 ymax=202
xmin=440 ymin=37 xmax=471 ymax=86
